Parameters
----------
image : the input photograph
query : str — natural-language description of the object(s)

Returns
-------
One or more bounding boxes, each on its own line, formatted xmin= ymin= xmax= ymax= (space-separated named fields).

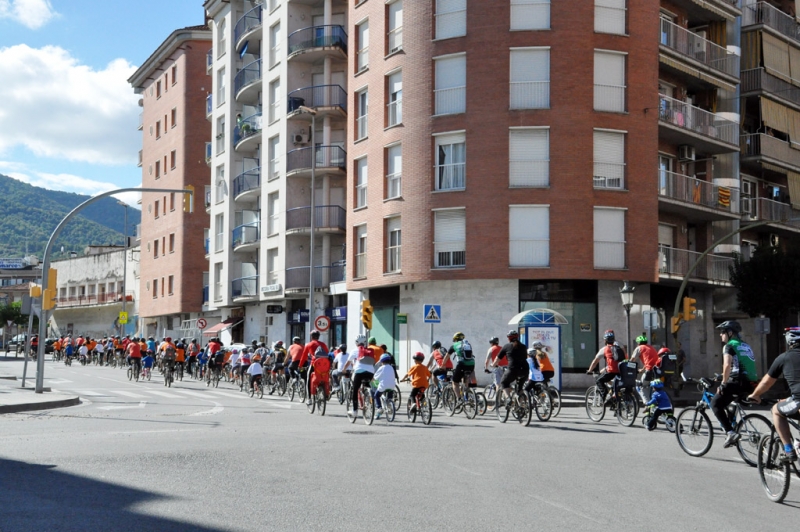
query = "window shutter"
xmin=594 ymin=208 xmax=625 ymax=269
xmin=387 ymin=145 xmax=402 ymax=175
xmin=388 ymin=72 xmax=403 ymax=95
xmin=511 ymin=0 xmax=550 ymax=31
xmin=595 ymin=0 xmax=626 ymax=35
xmin=658 ymin=224 xmax=674 ymax=246
xmin=435 ymin=210 xmax=465 ymax=242
xmin=389 ymin=1 xmax=403 ymax=30
xmin=509 ymin=206 xmax=549 ymax=267
xmin=594 ymin=51 xmax=626 ymax=112
xmin=510 ymin=49 xmax=549 ymax=109
xmin=509 ymin=129 xmax=549 ymax=187
xmin=435 ymin=56 xmax=466 ymax=89
xmin=436 ymin=0 xmax=467 ymax=39
xmin=387 ymin=217 xmax=401 ymax=233
xmin=593 ymin=130 xmax=624 ymax=189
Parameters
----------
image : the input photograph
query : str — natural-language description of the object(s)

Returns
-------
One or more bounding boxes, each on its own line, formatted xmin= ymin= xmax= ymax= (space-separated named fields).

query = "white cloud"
xmin=6 ymin=170 xmax=142 ymax=208
xmin=0 ymin=44 xmax=140 ymax=165
xmin=0 ymin=0 xmax=57 ymax=29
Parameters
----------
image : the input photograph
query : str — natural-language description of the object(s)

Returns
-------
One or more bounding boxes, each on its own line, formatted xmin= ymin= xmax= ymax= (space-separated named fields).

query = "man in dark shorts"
xmin=490 ymin=330 xmax=529 ymax=407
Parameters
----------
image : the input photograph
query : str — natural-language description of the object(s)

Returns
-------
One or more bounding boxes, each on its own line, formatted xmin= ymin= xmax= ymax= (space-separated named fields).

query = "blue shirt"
xmin=646 ymin=389 xmax=672 ymax=410
xmin=142 ymin=355 xmax=155 ymax=369
xmin=146 ymin=340 xmax=156 ymax=352
xmin=527 ymin=358 xmax=544 ymax=382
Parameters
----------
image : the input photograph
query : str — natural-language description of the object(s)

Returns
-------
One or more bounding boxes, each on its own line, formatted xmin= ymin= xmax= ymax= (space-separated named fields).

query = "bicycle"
xmin=372 ymin=386 xmax=395 ymax=423
xmin=404 ymin=382 xmax=432 ymax=425
xmin=527 ymin=381 xmax=554 ymax=422
xmin=336 ymin=374 xmax=351 ymax=405
xmin=163 ymin=362 xmax=174 ymax=387
xmin=249 ymin=376 xmax=264 ymax=399
xmin=496 ymin=377 xmax=532 ymax=426
xmin=142 ymin=366 xmax=152 ymax=381
xmin=545 ymin=382 xmax=561 ymax=418
xmin=642 ymin=403 xmax=676 ymax=432
xmin=287 ymin=370 xmax=307 ymax=403
xmin=675 ymin=376 xmax=771 ymax=466
xmin=755 ymin=402 xmax=800 ymax=503
xmin=426 ymin=376 xmax=446 ymax=410
xmin=483 ymin=381 xmax=499 ymax=412
xmin=475 ymin=391 xmax=487 ymax=416
xmin=585 ymin=374 xmax=639 ymax=427
xmin=442 ymin=381 xmax=478 ymax=419
xmin=127 ymin=361 xmax=140 ymax=382
xmin=269 ymin=368 xmax=287 ymax=396
xmin=347 ymin=379 xmax=375 ymax=426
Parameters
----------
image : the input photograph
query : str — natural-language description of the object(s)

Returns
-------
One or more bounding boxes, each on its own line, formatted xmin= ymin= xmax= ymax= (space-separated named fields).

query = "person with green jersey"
xmin=712 ymin=320 xmax=758 ymax=448
xmin=442 ymin=332 xmax=474 ymax=406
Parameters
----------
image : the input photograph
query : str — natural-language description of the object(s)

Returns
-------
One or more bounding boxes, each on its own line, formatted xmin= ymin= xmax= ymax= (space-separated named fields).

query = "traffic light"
xmin=683 ymin=296 xmax=698 ymax=321
xmin=42 ymin=268 xmax=57 ymax=310
xmin=361 ymin=299 xmax=373 ymax=330
xmin=670 ymin=313 xmax=683 ymax=334
xmin=183 ymin=185 xmax=194 ymax=213
xmin=29 ymin=283 xmax=41 ymax=298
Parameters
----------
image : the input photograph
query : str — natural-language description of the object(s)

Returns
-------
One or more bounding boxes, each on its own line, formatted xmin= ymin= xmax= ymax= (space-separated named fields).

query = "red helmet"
xmin=657 ymin=347 xmax=671 ymax=357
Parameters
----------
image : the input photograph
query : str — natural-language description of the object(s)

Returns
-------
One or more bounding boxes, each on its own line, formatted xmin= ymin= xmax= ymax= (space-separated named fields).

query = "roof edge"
xmin=128 ymin=27 xmax=212 ymax=89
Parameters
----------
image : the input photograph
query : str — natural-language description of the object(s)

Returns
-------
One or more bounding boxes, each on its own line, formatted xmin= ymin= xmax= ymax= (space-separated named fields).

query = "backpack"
xmin=612 ymin=343 xmax=626 ymax=362
xmin=461 ymin=340 xmax=474 ymax=361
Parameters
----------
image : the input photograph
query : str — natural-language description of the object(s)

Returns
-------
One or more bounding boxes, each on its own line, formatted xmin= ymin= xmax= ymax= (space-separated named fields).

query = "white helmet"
xmin=355 ymin=334 xmax=367 ymax=346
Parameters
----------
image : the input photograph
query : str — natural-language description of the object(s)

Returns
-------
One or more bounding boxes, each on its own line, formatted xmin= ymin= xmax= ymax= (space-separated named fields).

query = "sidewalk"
xmin=0 ymin=357 xmax=80 ymax=414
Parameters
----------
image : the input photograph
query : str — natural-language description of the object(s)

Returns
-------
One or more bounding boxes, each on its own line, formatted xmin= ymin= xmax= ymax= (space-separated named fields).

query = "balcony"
xmin=204 ymin=186 xmax=212 ymax=212
xmin=134 ymin=224 xmax=141 ymax=242
xmin=233 ymin=112 xmax=262 ymax=152
xmin=232 ymin=222 xmax=260 ymax=251
xmin=138 ymin=112 xmax=143 ymax=130
xmin=202 ymin=285 xmax=209 ymax=304
xmin=234 ymin=59 xmax=262 ymax=104
xmin=284 ymin=264 xmax=345 ymax=293
xmin=232 ymin=167 xmax=261 ymax=200
xmin=286 ymin=145 xmax=346 ymax=178
xmin=56 ymin=292 xmax=135 ymax=308
xmin=741 ymin=133 xmax=800 ymax=174
xmin=658 ymin=94 xmax=739 ymax=152
xmin=287 ymin=25 xmax=348 ymax=62
xmin=206 ymin=48 xmax=213 ymax=73
xmin=658 ymin=170 xmax=740 ymax=221
xmin=205 ymin=142 xmax=212 ymax=166
xmin=204 ymin=237 xmax=210 ymax=256
xmin=659 ymin=18 xmax=739 ymax=82
xmin=658 ymin=244 xmax=734 ymax=284
xmin=287 ymin=85 xmax=347 ymax=119
xmin=742 ymin=197 xmax=800 ymax=232
xmin=742 ymin=1 xmax=800 ymax=44
xmin=231 ymin=276 xmax=259 ymax=299
xmin=234 ymin=4 xmax=262 ymax=53
xmin=206 ymin=93 xmax=213 ymax=117
xmin=137 ymin=150 xmax=142 ymax=168
xmin=741 ymin=68 xmax=800 ymax=111
xmin=285 ymin=205 xmax=346 ymax=234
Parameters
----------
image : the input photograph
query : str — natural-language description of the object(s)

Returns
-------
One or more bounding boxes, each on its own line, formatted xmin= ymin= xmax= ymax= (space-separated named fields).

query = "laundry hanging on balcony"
xmin=718 ymin=186 xmax=731 ymax=209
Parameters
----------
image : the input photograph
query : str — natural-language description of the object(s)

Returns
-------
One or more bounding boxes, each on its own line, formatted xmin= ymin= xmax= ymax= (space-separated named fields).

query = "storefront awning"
xmin=202 ymin=318 xmax=243 ymax=336
xmin=508 ymin=308 xmax=569 ymax=326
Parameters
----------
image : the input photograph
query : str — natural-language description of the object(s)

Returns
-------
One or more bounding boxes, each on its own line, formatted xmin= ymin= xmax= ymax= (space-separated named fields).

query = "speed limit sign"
xmin=197 ymin=318 xmax=208 ymax=329
xmin=314 ymin=315 xmax=331 ymax=332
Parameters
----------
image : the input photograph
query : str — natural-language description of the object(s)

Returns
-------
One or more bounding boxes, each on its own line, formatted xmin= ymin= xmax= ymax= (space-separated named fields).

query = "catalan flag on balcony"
xmin=718 ymin=186 xmax=731 ymax=208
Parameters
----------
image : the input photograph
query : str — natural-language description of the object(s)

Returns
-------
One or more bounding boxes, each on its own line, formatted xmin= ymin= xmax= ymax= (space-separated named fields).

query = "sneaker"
xmin=780 ymin=449 xmax=798 ymax=464
xmin=723 ymin=431 xmax=741 ymax=448
xmin=347 ymin=409 xmax=356 ymax=416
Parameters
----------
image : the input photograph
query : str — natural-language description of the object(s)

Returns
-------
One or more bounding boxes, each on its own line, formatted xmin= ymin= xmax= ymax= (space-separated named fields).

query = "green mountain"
xmin=0 ymin=174 xmax=142 ymax=258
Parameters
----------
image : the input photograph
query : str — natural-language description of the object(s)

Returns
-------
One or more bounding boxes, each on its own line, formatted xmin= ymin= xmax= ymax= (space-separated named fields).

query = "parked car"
xmin=5 ymin=334 xmax=26 ymax=352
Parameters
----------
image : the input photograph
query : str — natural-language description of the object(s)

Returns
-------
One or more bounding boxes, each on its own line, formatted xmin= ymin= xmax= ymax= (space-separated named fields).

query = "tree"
xmin=0 ymin=301 xmax=27 ymax=328
xmin=729 ymin=245 xmax=800 ymax=321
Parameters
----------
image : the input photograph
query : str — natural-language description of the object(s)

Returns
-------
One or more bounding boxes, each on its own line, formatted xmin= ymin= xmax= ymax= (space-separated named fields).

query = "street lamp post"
xmin=118 ymin=201 xmax=128 ymax=338
xmin=298 ymin=105 xmax=317 ymax=339
xmin=619 ymin=281 xmax=635 ymax=355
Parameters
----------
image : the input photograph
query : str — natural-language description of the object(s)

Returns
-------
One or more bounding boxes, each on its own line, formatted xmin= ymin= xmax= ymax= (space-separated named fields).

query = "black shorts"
xmin=777 ymin=397 xmax=800 ymax=419
xmin=542 ymin=370 xmax=554 ymax=381
xmin=501 ymin=366 xmax=528 ymax=389
xmin=452 ymin=363 xmax=474 ymax=384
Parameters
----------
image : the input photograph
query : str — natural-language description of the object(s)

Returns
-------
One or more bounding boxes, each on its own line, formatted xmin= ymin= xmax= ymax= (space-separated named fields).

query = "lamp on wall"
xmin=620 ymin=281 xmax=636 ymax=353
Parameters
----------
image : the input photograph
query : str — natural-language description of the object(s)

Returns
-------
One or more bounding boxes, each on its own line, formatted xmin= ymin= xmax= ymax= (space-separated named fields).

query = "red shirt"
xmin=488 ymin=345 xmax=506 ymax=367
xmin=603 ymin=345 xmax=620 ymax=374
xmin=300 ymin=340 xmax=329 ymax=367
xmin=207 ymin=341 xmax=220 ymax=355
xmin=127 ymin=342 xmax=142 ymax=359
xmin=433 ymin=349 xmax=453 ymax=369
xmin=637 ymin=344 xmax=659 ymax=370
xmin=289 ymin=344 xmax=304 ymax=362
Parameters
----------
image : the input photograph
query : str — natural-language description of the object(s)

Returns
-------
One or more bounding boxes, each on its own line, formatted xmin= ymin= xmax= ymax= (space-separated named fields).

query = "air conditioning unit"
xmin=678 ymin=145 xmax=696 ymax=161
xmin=742 ymin=180 xmax=753 ymax=196
xmin=770 ymin=233 xmax=781 ymax=247
xmin=293 ymin=131 xmax=309 ymax=145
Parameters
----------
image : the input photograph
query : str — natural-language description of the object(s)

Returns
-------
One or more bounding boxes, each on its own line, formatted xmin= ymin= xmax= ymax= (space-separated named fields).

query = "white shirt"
xmin=78 ymin=345 xmax=88 ymax=356
xmin=373 ymin=363 xmax=396 ymax=391
xmin=352 ymin=347 xmax=374 ymax=374
xmin=230 ymin=352 xmax=240 ymax=366
xmin=334 ymin=351 xmax=349 ymax=371
xmin=95 ymin=343 xmax=105 ymax=353
xmin=247 ymin=362 xmax=263 ymax=376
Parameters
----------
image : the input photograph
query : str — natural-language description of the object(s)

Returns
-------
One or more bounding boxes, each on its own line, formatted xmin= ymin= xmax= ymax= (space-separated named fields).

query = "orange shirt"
xmin=537 ymin=353 xmax=555 ymax=372
xmin=406 ymin=363 xmax=432 ymax=389
xmin=87 ymin=340 xmax=97 ymax=351
xmin=175 ymin=347 xmax=185 ymax=362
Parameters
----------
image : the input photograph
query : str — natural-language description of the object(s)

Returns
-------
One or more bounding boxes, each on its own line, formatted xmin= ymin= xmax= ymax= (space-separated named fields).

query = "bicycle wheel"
xmin=585 ymin=386 xmax=605 ymax=422
xmin=134 ymin=366 xmax=139 ymax=382
xmin=336 ymin=385 xmax=344 ymax=405
xmin=346 ymin=398 xmax=357 ymax=424
xmin=406 ymin=397 xmax=417 ymax=423
xmin=384 ymin=397 xmax=396 ymax=423
xmin=427 ymin=384 xmax=442 ymax=410
xmin=146 ymin=369 xmax=151 ymax=381
xmin=288 ymin=380 xmax=296 ymax=402
xmin=534 ymin=389 xmax=553 ymax=422
xmin=214 ymin=372 xmax=220 ymax=388
xmin=483 ymin=383 xmax=497 ymax=404
xmin=548 ymin=386 xmax=562 ymax=418
xmin=393 ymin=385 xmax=402 ymax=412
xmin=514 ymin=393 xmax=532 ymax=425
xmin=463 ymin=389 xmax=477 ymax=420
xmin=298 ymin=380 xmax=307 ymax=403
xmin=127 ymin=367 xmax=133 ymax=381
xmin=736 ymin=413 xmax=772 ymax=467
xmin=316 ymin=388 xmax=326 ymax=416
xmin=362 ymin=391 xmax=375 ymax=426
xmin=421 ymin=397 xmax=433 ymax=425
xmin=257 ymin=381 xmax=264 ymax=399
xmin=442 ymin=387 xmax=457 ymax=417
xmin=250 ymin=381 xmax=256 ymax=398
xmin=675 ymin=407 xmax=714 ymax=457
xmin=616 ymin=393 xmax=638 ymax=427
xmin=496 ymin=392 xmax=510 ymax=423
xmin=757 ymin=434 xmax=791 ymax=503
xmin=665 ymin=415 xmax=676 ymax=433
xmin=475 ymin=392 xmax=487 ymax=416
xmin=306 ymin=388 xmax=316 ymax=413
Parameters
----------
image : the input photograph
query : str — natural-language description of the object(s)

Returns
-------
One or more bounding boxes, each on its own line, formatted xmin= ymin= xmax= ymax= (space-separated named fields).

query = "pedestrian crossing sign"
xmin=423 ymin=305 xmax=441 ymax=323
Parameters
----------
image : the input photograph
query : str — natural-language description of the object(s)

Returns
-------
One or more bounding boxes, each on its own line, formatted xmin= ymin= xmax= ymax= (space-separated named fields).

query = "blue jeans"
xmin=373 ymin=389 xmax=394 ymax=408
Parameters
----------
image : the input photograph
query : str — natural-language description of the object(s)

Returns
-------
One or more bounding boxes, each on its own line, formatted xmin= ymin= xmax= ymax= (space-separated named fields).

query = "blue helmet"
xmin=651 ymin=379 xmax=664 ymax=389
xmin=603 ymin=330 xmax=615 ymax=343
xmin=380 ymin=354 xmax=393 ymax=364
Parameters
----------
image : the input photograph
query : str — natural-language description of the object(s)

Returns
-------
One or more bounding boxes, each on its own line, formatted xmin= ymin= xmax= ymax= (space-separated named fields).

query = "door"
xmin=658 ymin=223 xmax=674 ymax=274
xmin=658 ymin=155 xmax=672 ymax=196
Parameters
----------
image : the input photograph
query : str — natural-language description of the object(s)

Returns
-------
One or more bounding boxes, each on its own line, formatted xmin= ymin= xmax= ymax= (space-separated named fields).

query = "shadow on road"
xmin=0 ymin=457 xmax=234 ymax=532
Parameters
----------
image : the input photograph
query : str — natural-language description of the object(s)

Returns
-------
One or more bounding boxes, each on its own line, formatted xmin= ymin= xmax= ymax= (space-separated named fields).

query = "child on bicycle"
xmin=523 ymin=347 xmax=546 ymax=394
xmin=645 ymin=379 xmax=674 ymax=431
xmin=310 ymin=348 xmax=332 ymax=399
xmin=142 ymin=350 xmax=155 ymax=377
xmin=247 ymin=357 xmax=263 ymax=391
xmin=373 ymin=354 xmax=397 ymax=418
xmin=402 ymin=352 xmax=432 ymax=411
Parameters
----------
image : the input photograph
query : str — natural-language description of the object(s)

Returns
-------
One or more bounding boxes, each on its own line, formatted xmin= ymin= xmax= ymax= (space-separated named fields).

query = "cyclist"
xmin=301 ymin=330 xmax=329 ymax=404
xmin=247 ymin=355 xmax=263 ymax=392
xmin=748 ymin=327 xmax=800 ymax=463
xmin=403 ymin=352 xmax=432 ymax=412
xmin=427 ymin=340 xmax=452 ymax=383
xmin=142 ymin=350 xmax=155 ymax=378
xmin=348 ymin=335 xmax=375 ymax=417
xmin=287 ymin=336 xmax=304 ymax=380
xmin=441 ymin=332 xmax=474 ymax=407
xmin=712 ymin=320 xmax=758 ymax=448
xmin=644 ymin=378 xmax=674 ymax=431
xmin=484 ymin=337 xmax=505 ymax=389
xmin=629 ymin=334 xmax=659 ymax=400
xmin=239 ymin=347 xmax=252 ymax=383
xmin=373 ymin=354 xmax=397 ymax=419
xmin=187 ymin=339 xmax=200 ymax=376
xmin=175 ymin=340 xmax=187 ymax=376
xmin=94 ymin=339 xmax=105 ymax=366
xmin=490 ymin=330 xmax=529 ymax=408
xmin=310 ymin=347 xmax=332 ymax=400
xmin=332 ymin=344 xmax=350 ymax=392
xmin=586 ymin=330 xmax=623 ymax=403
xmin=533 ymin=341 xmax=555 ymax=384
xmin=367 ymin=337 xmax=384 ymax=363
xmin=146 ymin=336 xmax=157 ymax=354
xmin=523 ymin=347 xmax=546 ymax=394
xmin=254 ymin=342 xmax=268 ymax=363
xmin=126 ymin=336 xmax=142 ymax=375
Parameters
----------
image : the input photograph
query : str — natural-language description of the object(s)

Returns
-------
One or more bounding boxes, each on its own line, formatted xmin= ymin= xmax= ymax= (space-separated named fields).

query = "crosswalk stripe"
xmin=144 ymin=390 xmax=185 ymax=399
xmin=207 ymin=391 xmax=247 ymax=399
xmin=170 ymin=390 xmax=209 ymax=398
xmin=114 ymin=390 xmax=147 ymax=398
xmin=77 ymin=390 xmax=110 ymax=396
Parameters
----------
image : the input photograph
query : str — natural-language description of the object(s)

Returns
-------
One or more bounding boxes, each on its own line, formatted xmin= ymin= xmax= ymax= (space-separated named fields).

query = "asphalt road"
xmin=0 ymin=358 xmax=798 ymax=532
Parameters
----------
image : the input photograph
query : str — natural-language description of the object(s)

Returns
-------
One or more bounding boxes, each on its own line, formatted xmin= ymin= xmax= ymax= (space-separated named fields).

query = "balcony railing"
xmin=741 ymin=133 xmax=800 ymax=171
xmin=594 ymin=241 xmax=626 ymax=269
xmin=288 ymin=25 xmax=348 ymax=56
xmin=285 ymin=264 xmax=345 ymax=291
xmin=388 ymin=26 xmax=403 ymax=53
xmin=510 ymin=81 xmax=550 ymax=110
xmin=55 ymin=292 xmax=134 ymax=308
xmin=659 ymin=18 xmax=739 ymax=78
xmin=287 ymin=84 xmax=347 ymax=113
xmin=232 ymin=167 xmax=261 ymax=197
xmin=658 ymin=170 xmax=740 ymax=214
xmin=286 ymin=145 xmax=347 ymax=173
xmin=356 ymin=114 xmax=367 ymax=139
xmin=658 ymin=94 xmax=739 ymax=146
xmin=658 ymin=244 xmax=734 ymax=283
xmin=206 ymin=48 xmax=213 ymax=71
xmin=206 ymin=93 xmax=213 ymax=116
xmin=742 ymin=197 xmax=800 ymax=228
xmin=434 ymin=86 xmax=466 ymax=115
xmin=434 ymin=242 xmax=466 ymax=268
xmin=234 ymin=4 xmax=262 ymax=45
xmin=285 ymin=205 xmax=346 ymax=232
xmin=202 ymin=285 xmax=209 ymax=304
xmin=388 ymin=98 xmax=402 ymax=125
xmin=435 ymin=162 xmax=466 ymax=190
xmin=232 ymin=276 xmax=259 ymax=298
xmin=743 ymin=1 xmax=800 ymax=43
xmin=204 ymin=238 xmax=210 ymax=255
xmin=234 ymin=59 xmax=262 ymax=96
xmin=356 ymin=183 xmax=367 ymax=208
xmin=741 ymin=68 xmax=800 ymax=108
xmin=205 ymin=142 xmax=212 ymax=164
xmin=355 ymin=253 xmax=366 ymax=278
xmin=387 ymin=172 xmax=401 ymax=199
xmin=232 ymin=222 xmax=260 ymax=248
xmin=233 ymin=112 xmax=262 ymax=146
xmin=205 ymin=189 xmax=212 ymax=208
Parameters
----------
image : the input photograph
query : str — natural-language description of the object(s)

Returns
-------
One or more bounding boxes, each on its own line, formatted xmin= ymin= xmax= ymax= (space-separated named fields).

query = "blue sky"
xmin=0 ymin=0 xmax=206 ymax=207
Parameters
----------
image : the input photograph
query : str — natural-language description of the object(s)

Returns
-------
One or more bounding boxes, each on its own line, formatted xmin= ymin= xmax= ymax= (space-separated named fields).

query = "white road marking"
xmin=189 ymin=401 xmax=224 ymax=416
xmin=170 ymin=389 xmax=209 ymax=398
xmin=143 ymin=390 xmax=184 ymax=399
xmin=97 ymin=401 xmax=147 ymax=411
xmin=207 ymin=391 xmax=248 ymax=399
xmin=76 ymin=390 xmax=110 ymax=397
xmin=114 ymin=390 xmax=147 ymax=398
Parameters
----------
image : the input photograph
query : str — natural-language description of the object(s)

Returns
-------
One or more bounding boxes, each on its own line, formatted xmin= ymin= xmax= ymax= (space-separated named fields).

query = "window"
xmin=270 ymin=23 xmax=280 ymax=68
xmin=164 ymin=73 xmax=168 ymax=91
xmin=509 ymin=128 xmax=549 ymax=187
xmin=386 ymin=144 xmax=402 ymax=198
xmin=171 ymin=108 xmax=177 ymax=128
xmin=217 ymin=67 xmax=226 ymax=105
xmin=170 ymin=150 xmax=176 ymax=169
xmin=386 ymin=217 xmax=401 ymax=273
xmin=214 ymin=263 xmax=223 ymax=301
xmin=357 ymin=20 xmax=369 ymax=72
xmin=387 ymin=71 xmax=402 ymax=126
xmin=155 ymin=160 xmax=161 ymax=179
xmin=153 ymin=278 xmax=158 ymax=298
xmin=169 ymin=193 xmax=175 ymax=211
xmin=217 ymin=19 xmax=226 ymax=58
xmin=268 ymin=136 xmax=280 ymax=180
xmin=356 ymin=156 xmax=368 ymax=208
xmin=434 ymin=54 xmax=466 ymax=115
xmin=216 ymin=116 xmax=226 ymax=154
xmin=154 ymin=200 xmax=160 ymax=218
xmin=355 ymin=225 xmax=367 ymax=278
xmin=164 ymin=155 xmax=168 ymax=174
xmin=162 ymin=236 xmax=166 ymax=255
xmin=435 ymin=132 xmax=466 ymax=190
xmin=356 ymin=89 xmax=368 ymax=140
xmin=269 ymin=78 xmax=280 ymax=123
xmin=153 ymin=239 xmax=159 ymax=258
xmin=169 ymin=233 xmax=175 ymax=253
xmin=156 ymin=121 xmax=161 ymax=138
xmin=267 ymin=192 xmax=279 ymax=235
xmin=434 ymin=209 xmax=466 ymax=267
xmin=594 ymin=50 xmax=626 ymax=112
xmin=168 ymin=275 xmax=174 ymax=295
xmin=171 ymin=65 xmax=177 ymax=84
xmin=161 ymin=277 xmax=165 ymax=297
xmin=388 ymin=1 xmax=403 ymax=53
xmin=510 ymin=48 xmax=549 ymax=109
xmin=215 ymin=214 xmax=224 ymax=252
xmin=266 ymin=248 xmax=278 ymax=284
xmin=511 ymin=0 xmax=550 ymax=30
xmin=594 ymin=208 xmax=626 ymax=269
xmin=156 ymin=80 xmax=162 ymax=98
xmin=215 ymin=165 xmax=225 ymax=202
xmin=595 ymin=0 xmax=626 ymax=35
xmin=509 ymin=206 xmax=549 ymax=267
xmin=593 ymin=129 xmax=625 ymax=189
xmin=435 ymin=0 xmax=466 ymax=39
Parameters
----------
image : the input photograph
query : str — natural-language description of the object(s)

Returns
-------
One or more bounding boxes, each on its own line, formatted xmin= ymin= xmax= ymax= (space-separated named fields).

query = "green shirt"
xmin=726 ymin=338 xmax=758 ymax=382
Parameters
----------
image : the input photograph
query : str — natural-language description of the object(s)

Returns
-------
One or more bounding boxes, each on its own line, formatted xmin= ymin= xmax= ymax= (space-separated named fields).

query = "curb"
xmin=0 ymin=396 xmax=80 ymax=414
xmin=0 ymin=375 xmax=17 ymax=380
